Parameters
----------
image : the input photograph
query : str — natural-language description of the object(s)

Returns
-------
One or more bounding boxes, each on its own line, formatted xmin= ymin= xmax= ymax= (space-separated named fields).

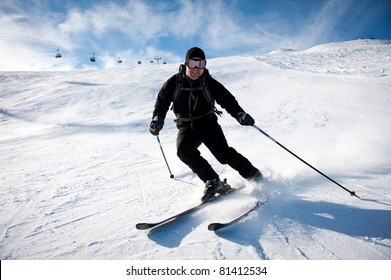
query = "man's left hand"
xmin=236 ymin=112 xmax=255 ymax=126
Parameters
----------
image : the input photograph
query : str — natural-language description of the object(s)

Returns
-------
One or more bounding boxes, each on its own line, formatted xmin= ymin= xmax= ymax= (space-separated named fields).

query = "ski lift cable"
xmin=0 ymin=34 xmax=169 ymax=64
xmin=0 ymin=34 xmax=64 ymax=52
xmin=0 ymin=34 xmax=92 ymax=56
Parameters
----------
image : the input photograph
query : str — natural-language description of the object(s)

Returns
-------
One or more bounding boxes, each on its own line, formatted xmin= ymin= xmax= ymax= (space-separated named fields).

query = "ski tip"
xmin=208 ymin=223 xmax=224 ymax=231
xmin=136 ymin=223 xmax=155 ymax=230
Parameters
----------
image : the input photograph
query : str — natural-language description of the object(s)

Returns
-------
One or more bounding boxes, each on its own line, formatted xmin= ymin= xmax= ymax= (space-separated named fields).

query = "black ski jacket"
xmin=152 ymin=69 xmax=244 ymax=129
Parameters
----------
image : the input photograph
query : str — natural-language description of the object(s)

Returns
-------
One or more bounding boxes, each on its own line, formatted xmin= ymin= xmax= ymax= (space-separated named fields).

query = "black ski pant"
xmin=176 ymin=119 xmax=258 ymax=183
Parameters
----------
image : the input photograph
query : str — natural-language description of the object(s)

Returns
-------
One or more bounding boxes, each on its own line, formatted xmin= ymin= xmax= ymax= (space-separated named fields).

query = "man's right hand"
xmin=149 ymin=116 xmax=164 ymax=135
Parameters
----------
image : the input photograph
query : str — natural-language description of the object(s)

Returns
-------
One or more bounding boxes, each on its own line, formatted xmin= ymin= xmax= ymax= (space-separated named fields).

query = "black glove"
xmin=149 ymin=116 xmax=164 ymax=135
xmin=236 ymin=112 xmax=255 ymax=126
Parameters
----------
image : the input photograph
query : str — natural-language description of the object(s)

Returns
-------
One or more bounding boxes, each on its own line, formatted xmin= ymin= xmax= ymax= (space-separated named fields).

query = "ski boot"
xmin=201 ymin=178 xmax=233 ymax=202
xmin=247 ymin=169 xmax=263 ymax=183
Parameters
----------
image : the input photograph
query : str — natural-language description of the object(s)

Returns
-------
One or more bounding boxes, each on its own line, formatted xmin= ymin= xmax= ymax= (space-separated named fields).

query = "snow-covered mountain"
xmin=1 ymin=39 xmax=390 ymax=260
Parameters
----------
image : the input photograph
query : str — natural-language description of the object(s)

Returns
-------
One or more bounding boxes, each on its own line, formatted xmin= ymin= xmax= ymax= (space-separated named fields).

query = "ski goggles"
xmin=186 ymin=59 xmax=206 ymax=69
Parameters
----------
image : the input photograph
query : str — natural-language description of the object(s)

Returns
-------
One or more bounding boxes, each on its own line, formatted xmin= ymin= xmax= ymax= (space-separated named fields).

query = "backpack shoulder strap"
xmin=171 ymin=65 xmax=222 ymax=115
xmin=200 ymin=69 xmax=214 ymax=106
xmin=201 ymin=70 xmax=223 ymax=116
xmin=172 ymin=64 xmax=185 ymax=104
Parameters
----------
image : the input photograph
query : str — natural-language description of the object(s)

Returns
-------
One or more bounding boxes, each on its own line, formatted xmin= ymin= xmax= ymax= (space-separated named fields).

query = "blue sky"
xmin=0 ymin=0 xmax=390 ymax=71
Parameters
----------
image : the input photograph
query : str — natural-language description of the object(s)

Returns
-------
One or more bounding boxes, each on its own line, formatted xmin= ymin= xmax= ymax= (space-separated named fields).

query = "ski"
xmin=208 ymin=200 xmax=266 ymax=231
xmin=136 ymin=186 xmax=243 ymax=230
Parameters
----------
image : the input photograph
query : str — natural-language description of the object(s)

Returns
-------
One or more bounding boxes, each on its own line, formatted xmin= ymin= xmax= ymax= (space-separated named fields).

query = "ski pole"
xmin=156 ymin=135 xmax=174 ymax=178
xmin=253 ymin=124 xmax=359 ymax=198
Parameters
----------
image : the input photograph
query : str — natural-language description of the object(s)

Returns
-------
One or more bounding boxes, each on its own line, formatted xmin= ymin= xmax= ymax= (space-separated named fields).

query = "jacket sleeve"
xmin=209 ymin=77 xmax=244 ymax=118
xmin=152 ymin=74 xmax=176 ymax=120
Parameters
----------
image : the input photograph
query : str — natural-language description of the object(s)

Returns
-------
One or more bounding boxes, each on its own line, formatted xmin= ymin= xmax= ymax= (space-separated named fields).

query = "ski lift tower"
xmin=154 ymin=56 xmax=162 ymax=65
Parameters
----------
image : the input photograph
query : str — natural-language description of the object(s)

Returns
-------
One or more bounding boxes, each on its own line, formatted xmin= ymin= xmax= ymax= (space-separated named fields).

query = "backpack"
xmin=171 ymin=64 xmax=222 ymax=123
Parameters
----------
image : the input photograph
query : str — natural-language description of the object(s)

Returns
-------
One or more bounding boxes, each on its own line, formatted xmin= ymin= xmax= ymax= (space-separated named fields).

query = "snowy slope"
xmin=0 ymin=39 xmax=390 ymax=260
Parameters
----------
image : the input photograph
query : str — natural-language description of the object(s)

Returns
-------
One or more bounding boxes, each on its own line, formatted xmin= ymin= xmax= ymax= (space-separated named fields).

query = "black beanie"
xmin=185 ymin=47 xmax=206 ymax=61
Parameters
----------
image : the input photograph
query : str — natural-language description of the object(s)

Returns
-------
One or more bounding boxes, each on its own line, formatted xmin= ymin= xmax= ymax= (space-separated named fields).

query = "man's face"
xmin=185 ymin=57 xmax=205 ymax=80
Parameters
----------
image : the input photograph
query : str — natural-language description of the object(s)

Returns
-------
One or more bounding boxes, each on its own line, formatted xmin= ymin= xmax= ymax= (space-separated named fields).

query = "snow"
xmin=1 ymin=39 xmax=391 ymax=261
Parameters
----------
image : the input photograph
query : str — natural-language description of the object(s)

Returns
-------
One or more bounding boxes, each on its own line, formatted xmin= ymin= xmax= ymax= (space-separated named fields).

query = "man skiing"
xmin=149 ymin=47 xmax=262 ymax=202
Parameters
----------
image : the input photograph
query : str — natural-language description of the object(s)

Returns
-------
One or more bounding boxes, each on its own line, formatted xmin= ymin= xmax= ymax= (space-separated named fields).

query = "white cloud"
xmin=293 ymin=0 xmax=353 ymax=49
xmin=168 ymin=0 xmax=208 ymax=39
xmin=0 ymin=0 xmax=372 ymax=71
xmin=0 ymin=1 xmax=78 ymax=70
xmin=58 ymin=1 xmax=168 ymax=44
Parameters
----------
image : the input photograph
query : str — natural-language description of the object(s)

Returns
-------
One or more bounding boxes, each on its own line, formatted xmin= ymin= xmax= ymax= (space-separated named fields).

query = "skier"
xmin=149 ymin=47 xmax=262 ymax=201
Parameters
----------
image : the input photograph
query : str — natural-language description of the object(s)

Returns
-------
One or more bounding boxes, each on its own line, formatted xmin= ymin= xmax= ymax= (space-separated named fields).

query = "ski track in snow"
xmin=0 ymin=39 xmax=391 ymax=260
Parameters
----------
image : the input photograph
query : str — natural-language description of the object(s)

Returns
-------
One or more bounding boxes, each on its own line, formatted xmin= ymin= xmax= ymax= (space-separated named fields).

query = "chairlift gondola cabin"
xmin=137 ymin=58 xmax=142 ymax=64
xmin=55 ymin=49 xmax=62 ymax=58
xmin=150 ymin=59 xmax=154 ymax=63
xmin=163 ymin=59 xmax=166 ymax=65
xmin=117 ymin=57 xmax=122 ymax=63
xmin=90 ymin=53 xmax=96 ymax=62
